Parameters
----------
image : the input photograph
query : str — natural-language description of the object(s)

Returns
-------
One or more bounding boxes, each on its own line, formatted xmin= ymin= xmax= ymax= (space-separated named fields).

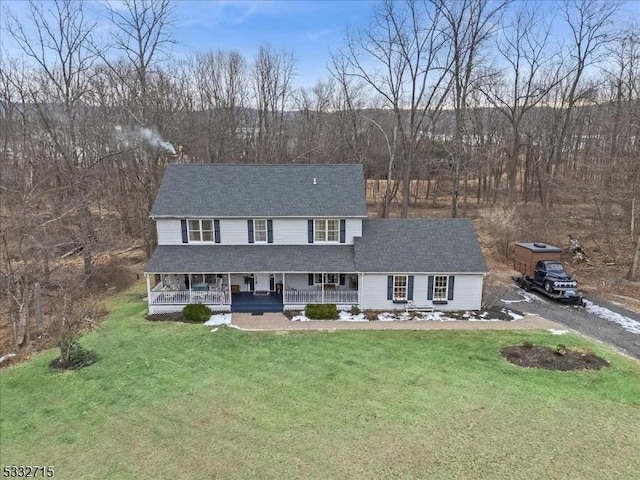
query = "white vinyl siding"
xmin=154 ymin=218 xmax=363 ymax=245
xmin=272 ymin=219 xmax=309 ymax=244
xmin=360 ymin=274 xmax=483 ymax=311
xmin=156 ymin=219 xmax=184 ymax=245
xmin=347 ymin=218 xmax=363 ymax=241
xmin=219 ymin=219 xmax=250 ymax=244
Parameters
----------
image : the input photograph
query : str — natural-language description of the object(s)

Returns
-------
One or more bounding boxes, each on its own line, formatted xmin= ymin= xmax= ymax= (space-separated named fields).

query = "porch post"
xmin=227 ymin=273 xmax=231 ymax=305
xmin=145 ymin=274 xmax=151 ymax=306
xmin=321 ymin=274 xmax=324 ymax=304
xmin=358 ymin=273 xmax=363 ymax=308
xmin=282 ymin=272 xmax=286 ymax=304
xmin=189 ymin=273 xmax=193 ymax=303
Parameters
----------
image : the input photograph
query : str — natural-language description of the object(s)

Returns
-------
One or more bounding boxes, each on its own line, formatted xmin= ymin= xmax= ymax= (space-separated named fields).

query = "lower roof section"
xmin=354 ymin=219 xmax=488 ymax=273
xmin=145 ymin=244 xmax=356 ymax=273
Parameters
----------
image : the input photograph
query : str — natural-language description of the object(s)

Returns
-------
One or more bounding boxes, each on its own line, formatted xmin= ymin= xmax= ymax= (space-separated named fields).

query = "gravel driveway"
xmin=498 ymin=286 xmax=640 ymax=359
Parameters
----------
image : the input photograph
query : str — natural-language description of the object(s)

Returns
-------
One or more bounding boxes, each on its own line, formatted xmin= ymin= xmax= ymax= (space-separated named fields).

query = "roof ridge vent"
xmin=313 ymin=177 xmax=317 ymax=185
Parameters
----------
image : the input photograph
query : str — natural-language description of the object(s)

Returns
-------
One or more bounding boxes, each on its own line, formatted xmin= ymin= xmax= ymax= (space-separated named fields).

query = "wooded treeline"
xmin=1 ymin=0 xmax=638 ymax=350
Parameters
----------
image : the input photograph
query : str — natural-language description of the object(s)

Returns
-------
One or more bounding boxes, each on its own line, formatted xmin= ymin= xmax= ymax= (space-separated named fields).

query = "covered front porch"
xmin=146 ymin=272 xmax=360 ymax=314
xmin=144 ymin=244 xmax=360 ymax=313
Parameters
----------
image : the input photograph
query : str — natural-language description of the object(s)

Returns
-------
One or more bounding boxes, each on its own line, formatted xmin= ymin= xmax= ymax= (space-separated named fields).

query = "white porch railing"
xmin=149 ymin=290 xmax=228 ymax=306
xmin=284 ymin=290 xmax=358 ymax=304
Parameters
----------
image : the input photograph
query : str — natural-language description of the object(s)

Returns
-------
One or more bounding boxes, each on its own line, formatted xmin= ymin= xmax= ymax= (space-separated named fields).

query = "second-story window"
xmin=315 ymin=219 xmax=339 ymax=242
xmin=188 ymin=219 xmax=214 ymax=242
xmin=254 ymin=219 xmax=267 ymax=243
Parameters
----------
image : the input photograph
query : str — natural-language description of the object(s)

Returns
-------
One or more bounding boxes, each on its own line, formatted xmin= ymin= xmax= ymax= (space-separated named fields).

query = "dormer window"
xmin=315 ymin=219 xmax=340 ymax=242
xmin=188 ymin=219 xmax=214 ymax=242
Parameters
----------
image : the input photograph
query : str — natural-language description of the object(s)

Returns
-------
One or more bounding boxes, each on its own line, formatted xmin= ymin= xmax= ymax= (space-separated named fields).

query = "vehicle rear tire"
xmin=544 ymin=280 xmax=554 ymax=293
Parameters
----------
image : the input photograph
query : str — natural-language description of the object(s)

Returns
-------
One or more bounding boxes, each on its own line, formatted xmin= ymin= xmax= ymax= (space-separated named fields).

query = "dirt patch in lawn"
xmin=501 ymin=343 xmax=610 ymax=371
xmin=147 ymin=312 xmax=187 ymax=322
xmin=48 ymin=355 xmax=98 ymax=371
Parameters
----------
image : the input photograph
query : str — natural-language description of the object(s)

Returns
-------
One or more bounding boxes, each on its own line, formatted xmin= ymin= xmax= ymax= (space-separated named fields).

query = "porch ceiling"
xmin=145 ymin=244 xmax=356 ymax=274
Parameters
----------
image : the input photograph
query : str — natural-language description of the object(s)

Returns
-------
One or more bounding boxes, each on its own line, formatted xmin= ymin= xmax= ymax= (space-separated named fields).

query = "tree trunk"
xmin=627 ymin=234 xmax=640 ymax=281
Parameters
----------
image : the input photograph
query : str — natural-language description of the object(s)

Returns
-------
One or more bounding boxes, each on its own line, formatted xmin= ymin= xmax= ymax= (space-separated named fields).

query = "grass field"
xmin=1 ymin=287 xmax=640 ymax=479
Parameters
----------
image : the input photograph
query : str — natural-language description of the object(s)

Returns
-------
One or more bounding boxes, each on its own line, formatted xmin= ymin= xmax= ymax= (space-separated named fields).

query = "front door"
xmin=254 ymin=273 xmax=270 ymax=292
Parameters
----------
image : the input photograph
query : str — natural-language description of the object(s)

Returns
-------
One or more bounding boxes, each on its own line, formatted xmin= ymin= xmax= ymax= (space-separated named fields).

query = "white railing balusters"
xmin=283 ymin=290 xmax=358 ymax=304
xmin=149 ymin=290 xmax=228 ymax=306
xmin=151 ymin=286 xmax=358 ymax=307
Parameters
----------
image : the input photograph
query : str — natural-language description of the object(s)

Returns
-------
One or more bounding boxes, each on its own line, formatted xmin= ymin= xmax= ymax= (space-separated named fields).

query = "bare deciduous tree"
xmin=438 ymin=0 xmax=508 ymax=217
xmin=253 ymin=45 xmax=296 ymax=163
xmin=340 ymin=0 xmax=453 ymax=217
xmin=480 ymin=4 xmax=562 ymax=207
xmin=6 ymin=0 xmax=98 ymax=278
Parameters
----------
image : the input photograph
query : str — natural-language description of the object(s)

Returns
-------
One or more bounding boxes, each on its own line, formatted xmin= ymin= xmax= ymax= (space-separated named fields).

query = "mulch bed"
xmin=48 ymin=356 xmax=98 ymax=371
xmin=147 ymin=312 xmax=187 ymax=322
xmin=501 ymin=344 xmax=610 ymax=371
xmin=146 ymin=312 xmax=229 ymax=323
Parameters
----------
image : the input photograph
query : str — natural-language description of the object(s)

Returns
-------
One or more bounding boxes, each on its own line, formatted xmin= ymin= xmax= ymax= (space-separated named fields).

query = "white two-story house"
xmin=144 ymin=164 xmax=487 ymax=313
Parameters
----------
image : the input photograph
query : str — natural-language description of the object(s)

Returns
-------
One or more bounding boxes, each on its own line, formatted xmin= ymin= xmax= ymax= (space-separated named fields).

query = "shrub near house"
xmin=183 ymin=304 xmax=212 ymax=323
xmin=305 ymin=304 xmax=338 ymax=319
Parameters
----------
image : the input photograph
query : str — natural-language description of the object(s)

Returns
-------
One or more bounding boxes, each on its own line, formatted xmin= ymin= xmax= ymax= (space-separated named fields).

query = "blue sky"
xmin=151 ymin=0 xmax=640 ymax=88
xmin=2 ymin=0 xmax=639 ymax=89
xmin=169 ymin=0 xmax=376 ymax=88
xmin=0 ymin=0 xmax=376 ymax=88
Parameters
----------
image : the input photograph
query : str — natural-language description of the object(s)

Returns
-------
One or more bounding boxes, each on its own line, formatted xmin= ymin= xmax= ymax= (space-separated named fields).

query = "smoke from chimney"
xmin=115 ymin=125 xmax=176 ymax=155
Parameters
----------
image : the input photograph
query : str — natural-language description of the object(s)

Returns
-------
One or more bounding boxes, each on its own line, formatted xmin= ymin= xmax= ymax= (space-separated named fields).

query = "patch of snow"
xmin=413 ymin=311 xmax=451 ymax=321
xmin=204 ymin=314 xmax=232 ymax=326
xmin=547 ymin=329 xmax=569 ymax=335
xmin=583 ymin=300 xmax=640 ymax=334
xmin=287 ymin=308 xmax=519 ymax=324
xmin=501 ymin=308 xmax=524 ymax=321
xmin=0 ymin=353 xmax=16 ymax=364
xmin=337 ymin=311 xmax=369 ymax=322
xmin=500 ymin=288 xmax=549 ymax=304
xmin=210 ymin=327 xmax=219 ymax=333
xmin=228 ymin=324 xmax=251 ymax=331
xmin=502 ymin=288 xmax=548 ymax=305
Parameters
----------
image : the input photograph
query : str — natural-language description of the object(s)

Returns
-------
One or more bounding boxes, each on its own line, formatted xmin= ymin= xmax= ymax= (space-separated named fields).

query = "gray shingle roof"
xmin=145 ymin=245 xmax=356 ymax=273
xmin=150 ymin=164 xmax=367 ymax=218
xmin=354 ymin=219 xmax=487 ymax=273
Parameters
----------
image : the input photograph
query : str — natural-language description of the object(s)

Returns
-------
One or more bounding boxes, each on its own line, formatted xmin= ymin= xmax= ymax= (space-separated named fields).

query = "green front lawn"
xmin=1 ymin=288 xmax=639 ymax=479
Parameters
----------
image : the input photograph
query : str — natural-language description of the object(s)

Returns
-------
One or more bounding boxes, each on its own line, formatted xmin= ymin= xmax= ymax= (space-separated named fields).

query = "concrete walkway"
xmin=231 ymin=313 xmax=564 ymax=331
